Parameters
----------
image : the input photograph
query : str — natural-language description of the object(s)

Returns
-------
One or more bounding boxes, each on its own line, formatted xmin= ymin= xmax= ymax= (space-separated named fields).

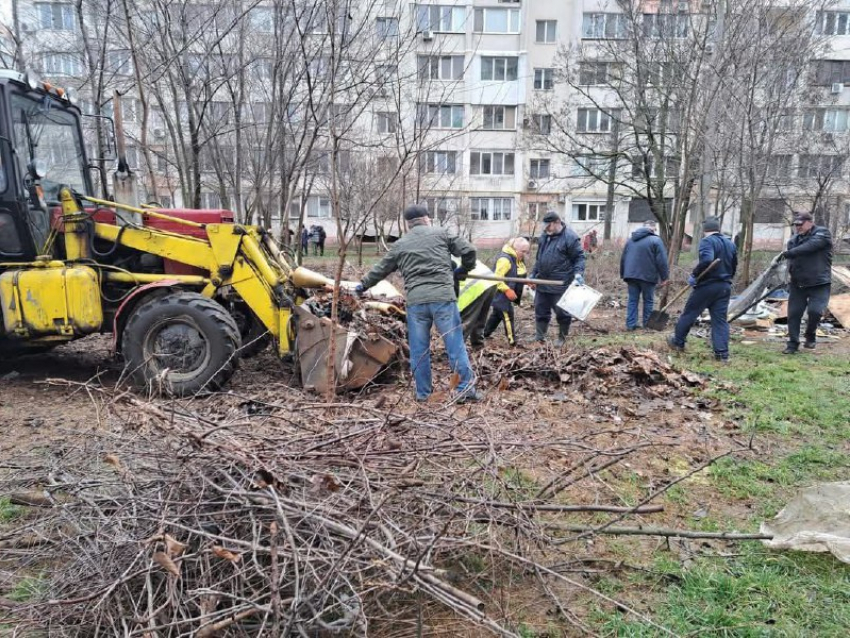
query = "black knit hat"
xmin=542 ymin=211 xmax=560 ymax=223
xmin=404 ymin=205 xmax=429 ymax=221
xmin=703 ymin=217 xmax=721 ymax=232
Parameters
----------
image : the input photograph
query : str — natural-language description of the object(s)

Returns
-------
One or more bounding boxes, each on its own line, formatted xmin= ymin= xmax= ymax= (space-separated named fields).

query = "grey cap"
xmin=403 ymin=204 xmax=429 ymax=221
xmin=643 ymin=219 xmax=658 ymax=229
xmin=542 ymin=211 xmax=560 ymax=223
xmin=703 ymin=217 xmax=721 ymax=232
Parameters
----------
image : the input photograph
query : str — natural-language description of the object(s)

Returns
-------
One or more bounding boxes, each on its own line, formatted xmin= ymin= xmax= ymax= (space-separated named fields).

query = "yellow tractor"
xmin=0 ymin=70 xmax=396 ymax=395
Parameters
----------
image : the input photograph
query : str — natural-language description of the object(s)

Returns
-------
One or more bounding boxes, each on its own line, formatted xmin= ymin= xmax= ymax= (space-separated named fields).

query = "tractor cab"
xmin=0 ymin=70 xmax=92 ymax=262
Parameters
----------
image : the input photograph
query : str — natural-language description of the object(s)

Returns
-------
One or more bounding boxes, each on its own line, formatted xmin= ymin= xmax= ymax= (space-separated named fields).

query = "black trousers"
xmin=534 ymin=290 xmax=572 ymax=333
xmin=460 ymin=287 xmax=496 ymax=346
xmin=787 ymin=283 xmax=831 ymax=347
xmin=484 ymin=302 xmax=517 ymax=345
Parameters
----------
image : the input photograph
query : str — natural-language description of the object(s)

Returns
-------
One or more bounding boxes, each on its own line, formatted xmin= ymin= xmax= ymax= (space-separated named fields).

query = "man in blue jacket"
xmin=531 ymin=211 xmax=586 ymax=346
xmin=620 ymin=219 xmax=669 ymax=330
xmin=780 ymin=212 xmax=833 ymax=354
xmin=668 ymin=217 xmax=737 ymax=361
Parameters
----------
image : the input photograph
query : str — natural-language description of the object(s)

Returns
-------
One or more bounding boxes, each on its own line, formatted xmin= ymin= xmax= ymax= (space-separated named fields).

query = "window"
xmin=248 ymin=7 xmax=273 ymax=32
xmin=803 ymin=108 xmax=850 ymax=132
xmin=121 ymin=98 xmax=139 ymax=124
xmin=631 ymin=154 xmax=678 ymax=180
xmin=200 ymin=192 xmax=221 ymax=209
xmin=474 ymin=8 xmax=520 ymax=33
xmin=418 ymin=55 xmax=464 ymax=80
xmin=481 ymin=56 xmax=518 ymax=81
xmin=530 ymin=159 xmax=550 ymax=179
xmin=798 ymin=155 xmax=844 ymax=179
xmin=642 ymin=13 xmax=689 ymax=39
xmin=36 ymin=2 xmax=75 ymax=30
xmin=471 ymin=197 xmax=513 ymax=221
xmin=582 ymin=13 xmax=628 ymax=39
xmin=42 ymin=53 xmax=82 ymax=76
xmin=814 ymin=60 xmax=850 ymax=86
xmin=536 ymin=20 xmax=556 ymax=43
xmin=424 ymin=197 xmax=461 ymax=223
xmin=577 ymin=108 xmax=614 ymax=133
xmin=534 ymin=68 xmax=555 ymax=90
xmin=252 ymin=58 xmax=274 ymax=81
xmin=422 ymin=150 xmax=458 ymax=174
xmin=470 ymin=151 xmax=515 ymax=176
xmin=376 ymin=111 xmax=397 ymax=134
xmin=418 ymin=104 xmax=464 ymax=129
xmin=571 ymin=155 xmax=608 ymax=177
xmin=572 ymin=202 xmax=607 ymax=221
xmin=766 ymin=155 xmax=793 ymax=180
xmin=306 ymin=195 xmax=331 ymax=218
xmin=482 ymin=105 xmax=516 ymax=130
xmin=528 ymin=201 xmax=548 ymax=220
xmin=375 ymin=64 xmax=398 ymax=94
xmin=107 ymin=50 xmax=133 ymax=75
xmin=416 ymin=4 xmax=465 ymax=33
xmin=579 ymin=62 xmax=609 ymax=86
xmin=815 ymin=11 xmax=850 ymax=36
xmin=376 ymin=16 xmax=399 ymax=38
xmin=530 ymin=113 xmax=552 ymax=135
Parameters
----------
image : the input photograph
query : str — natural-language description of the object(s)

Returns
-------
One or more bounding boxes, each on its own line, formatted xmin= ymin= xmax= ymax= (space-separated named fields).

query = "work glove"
xmin=453 ymin=267 xmax=468 ymax=282
xmin=574 ymin=274 xmax=585 ymax=286
xmin=777 ymin=251 xmax=788 ymax=261
xmin=687 ymin=275 xmax=697 ymax=287
xmin=504 ymin=289 xmax=518 ymax=302
xmin=354 ymin=283 xmax=366 ymax=296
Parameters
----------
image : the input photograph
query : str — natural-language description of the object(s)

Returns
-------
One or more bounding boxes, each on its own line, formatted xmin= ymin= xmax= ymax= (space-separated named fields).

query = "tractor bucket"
xmin=292 ymin=306 xmax=397 ymax=395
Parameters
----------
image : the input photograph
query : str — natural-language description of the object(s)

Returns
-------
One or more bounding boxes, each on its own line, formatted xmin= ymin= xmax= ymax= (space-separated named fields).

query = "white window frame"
xmin=571 ymin=155 xmax=608 ymax=177
xmin=416 ymin=4 xmax=465 ymax=33
xmin=418 ymin=55 xmax=464 ymax=81
xmin=248 ymin=7 xmax=274 ymax=33
xmin=419 ymin=104 xmax=464 ymax=129
xmin=306 ymin=195 xmax=331 ymax=218
xmin=471 ymin=197 xmax=514 ymax=221
xmin=579 ymin=62 xmax=609 ymax=86
xmin=481 ymin=56 xmax=519 ymax=81
xmin=376 ymin=16 xmax=399 ymax=38
xmin=423 ymin=150 xmax=458 ymax=175
xmin=530 ymin=159 xmax=551 ymax=179
xmin=642 ymin=13 xmax=690 ymax=39
xmin=572 ymin=202 xmax=607 ymax=222
xmin=534 ymin=68 xmax=555 ymax=90
xmin=816 ymin=11 xmax=850 ymax=36
xmin=42 ymin=52 xmax=83 ymax=76
xmin=531 ymin=113 xmax=552 ymax=135
xmin=577 ymin=108 xmax=614 ymax=133
xmin=376 ymin=111 xmax=397 ymax=134
xmin=536 ymin=20 xmax=557 ymax=43
xmin=474 ymin=8 xmax=521 ymax=33
xmin=470 ymin=151 xmax=515 ymax=176
xmin=582 ymin=13 xmax=628 ymax=39
xmin=36 ymin=2 xmax=76 ymax=30
xmin=482 ymin=105 xmax=516 ymax=130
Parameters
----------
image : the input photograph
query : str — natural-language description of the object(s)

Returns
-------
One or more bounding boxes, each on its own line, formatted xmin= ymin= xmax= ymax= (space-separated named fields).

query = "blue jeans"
xmin=406 ymin=301 xmax=475 ymax=400
xmin=625 ymin=280 xmax=656 ymax=329
xmin=672 ymin=281 xmax=732 ymax=359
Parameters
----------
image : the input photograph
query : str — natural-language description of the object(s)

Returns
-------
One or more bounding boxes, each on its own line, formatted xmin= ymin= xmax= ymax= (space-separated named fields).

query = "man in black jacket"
xmin=780 ymin=212 xmax=833 ymax=353
xmin=530 ymin=211 xmax=586 ymax=346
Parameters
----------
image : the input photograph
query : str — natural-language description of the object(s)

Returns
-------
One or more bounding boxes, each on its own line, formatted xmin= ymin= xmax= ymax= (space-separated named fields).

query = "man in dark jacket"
xmin=621 ymin=220 xmax=669 ymax=330
xmin=356 ymin=205 xmax=482 ymax=403
xmin=668 ymin=217 xmax=737 ymax=362
xmin=780 ymin=212 xmax=833 ymax=353
xmin=530 ymin=211 xmax=586 ymax=345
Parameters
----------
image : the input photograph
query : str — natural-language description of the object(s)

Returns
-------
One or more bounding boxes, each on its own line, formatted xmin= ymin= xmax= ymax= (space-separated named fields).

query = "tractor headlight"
xmin=28 ymin=159 xmax=48 ymax=180
xmin=26 ymin=73 xmax=40 ymax=91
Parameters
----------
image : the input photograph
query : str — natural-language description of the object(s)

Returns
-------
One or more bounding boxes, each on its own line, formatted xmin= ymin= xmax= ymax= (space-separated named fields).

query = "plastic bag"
xmin=556 ymin=282 xmax=602 ymax=321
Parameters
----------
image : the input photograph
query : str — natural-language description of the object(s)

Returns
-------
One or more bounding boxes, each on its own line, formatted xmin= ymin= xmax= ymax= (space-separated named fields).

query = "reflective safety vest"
xmin=453 ymin=258 xmax=498 ymax=312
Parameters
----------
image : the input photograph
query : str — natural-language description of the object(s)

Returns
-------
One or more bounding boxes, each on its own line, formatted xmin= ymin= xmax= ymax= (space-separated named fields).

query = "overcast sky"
xmin=0 ymin=1 xmax=11 ymax=25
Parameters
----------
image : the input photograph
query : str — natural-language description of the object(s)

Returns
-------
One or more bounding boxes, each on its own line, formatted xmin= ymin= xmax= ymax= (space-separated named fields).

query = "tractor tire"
xmin=229 ymin=304 xmax=270 ymax=358
xmin=122 ymin=292 xmax=241 ymax=396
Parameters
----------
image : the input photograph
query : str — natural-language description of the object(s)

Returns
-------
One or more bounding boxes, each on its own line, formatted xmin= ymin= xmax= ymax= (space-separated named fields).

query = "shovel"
xmin=645 ymin=259 xmax=720 ymax=331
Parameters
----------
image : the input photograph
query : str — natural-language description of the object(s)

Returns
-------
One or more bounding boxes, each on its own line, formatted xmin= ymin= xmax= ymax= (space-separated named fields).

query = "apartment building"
xmin=8 ymin=0 xmax=850 ymax=247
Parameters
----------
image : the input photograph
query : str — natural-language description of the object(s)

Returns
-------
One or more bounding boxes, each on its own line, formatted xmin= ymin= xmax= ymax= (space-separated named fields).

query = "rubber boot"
xmin=555 ymin=323 xmax=570 ymax=347
xmin=534 ymin=320 xmax=549 ymax=343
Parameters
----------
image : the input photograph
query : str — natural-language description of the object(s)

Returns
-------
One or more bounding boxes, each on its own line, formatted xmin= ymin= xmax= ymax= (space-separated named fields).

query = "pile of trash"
xmin=478 ymin=346 xmax=705 ymax=398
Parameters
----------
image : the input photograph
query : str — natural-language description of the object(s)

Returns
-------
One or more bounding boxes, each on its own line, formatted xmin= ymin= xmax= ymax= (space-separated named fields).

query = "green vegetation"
xmin=0 ymin=497 xmax=23 ymax=522
xmin=582 ymin=338 xmax=850 ymax=635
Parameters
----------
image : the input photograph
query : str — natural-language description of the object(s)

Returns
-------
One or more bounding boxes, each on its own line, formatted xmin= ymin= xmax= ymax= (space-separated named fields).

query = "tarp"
xmin=727 ymin=255 xmax=787 ymax=321
xmin=761 ymin=482 xmax=850 ymax=564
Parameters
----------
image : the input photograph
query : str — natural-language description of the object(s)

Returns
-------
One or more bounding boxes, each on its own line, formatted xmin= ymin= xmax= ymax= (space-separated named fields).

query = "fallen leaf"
xmin=164 ymin=534 xmax=186 ymax=558
xmin=153 ymin=551 xmax=180 ymax=577
xmin=449 ymin=372 xmax=460 ymax=391
xmin=212 ymin=545 xmax=241 ymax=563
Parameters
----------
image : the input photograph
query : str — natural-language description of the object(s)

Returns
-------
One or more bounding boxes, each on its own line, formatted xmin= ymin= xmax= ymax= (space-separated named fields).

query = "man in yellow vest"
xmin=454 ymin=257 xmax=499 ymax=347
xmin=483 ymin=237 xmax=530 ymax=346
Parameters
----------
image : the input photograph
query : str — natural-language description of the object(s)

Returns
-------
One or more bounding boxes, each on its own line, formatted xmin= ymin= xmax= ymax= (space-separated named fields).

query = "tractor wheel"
xmin=229 ymin=304 xmax=270 ymax=358
xmin=122 ymin=292 xmax=241 ymax=396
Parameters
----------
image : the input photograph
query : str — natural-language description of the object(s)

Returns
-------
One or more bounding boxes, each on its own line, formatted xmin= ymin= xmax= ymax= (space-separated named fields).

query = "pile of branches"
xmin=1 ymin=378 xmax=745 ymax=636
xmin=478 ymin=346 xmax=705 ymax=398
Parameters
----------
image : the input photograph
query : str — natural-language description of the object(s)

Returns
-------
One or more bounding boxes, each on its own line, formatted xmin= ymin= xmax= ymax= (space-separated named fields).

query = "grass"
xmin=578 ymin=336 xmax=850 ymax=636
xmin=0 ymin=497 xmax=24 ymax=522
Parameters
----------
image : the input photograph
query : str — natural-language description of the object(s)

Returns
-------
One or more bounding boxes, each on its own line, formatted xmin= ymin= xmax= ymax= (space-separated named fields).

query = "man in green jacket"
xmin=356 ymin=205 xmax=483 ymax=403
